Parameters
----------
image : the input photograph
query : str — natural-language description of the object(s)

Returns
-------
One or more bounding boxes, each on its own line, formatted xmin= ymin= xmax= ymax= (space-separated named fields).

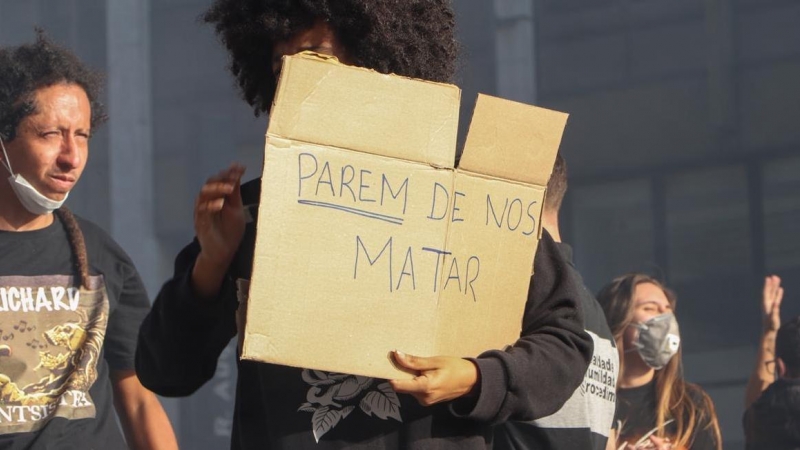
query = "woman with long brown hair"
xmin=598 ymin=274 xmax=722 ymax=450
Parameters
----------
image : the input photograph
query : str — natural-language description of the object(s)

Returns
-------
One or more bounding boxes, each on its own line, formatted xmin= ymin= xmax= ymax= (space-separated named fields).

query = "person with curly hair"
xmin=597 ymin=274 xmax=721 ymax=450
xmin=201 ymin=0 xmax=459 ymax=116
xmin=0 ymin=31 xmax=177 ymax=449
xmin=136 ymin=1 xmax=593 ymax=448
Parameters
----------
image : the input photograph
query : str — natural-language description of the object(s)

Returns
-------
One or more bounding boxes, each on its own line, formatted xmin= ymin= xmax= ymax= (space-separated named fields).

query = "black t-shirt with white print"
xmin=0 ymin=214 xmax=150 ymax=449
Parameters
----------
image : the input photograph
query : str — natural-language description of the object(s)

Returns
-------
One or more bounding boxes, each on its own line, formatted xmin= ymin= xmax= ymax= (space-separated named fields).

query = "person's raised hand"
xmin=762 ymin=275 xmax=784 ymax=333
xmin=192 ymin=163 xmax=246 ymax=298
xmin=389 ymin=351 xmax=478 ymax=406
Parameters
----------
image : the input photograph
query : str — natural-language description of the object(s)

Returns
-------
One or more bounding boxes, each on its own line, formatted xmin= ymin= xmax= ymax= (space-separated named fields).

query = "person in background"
xmin=744 ymin=275 xmax=785 ymax=407
xmin=743 ymin=275 xmax=800 ymax=449
xmin=598 ymin=274 xmax=721 ymax=450
xmin=135 ymin=0 xmax=593 ymax=448
xmin=495 ymin=154 xmax=619 ymax=450
xmin=0 ymin=32 xmax=177 ymax=449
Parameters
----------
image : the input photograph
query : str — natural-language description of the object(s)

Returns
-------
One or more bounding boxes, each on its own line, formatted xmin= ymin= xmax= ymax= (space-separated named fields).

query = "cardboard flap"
xmin=268 ymin=52 xmax=460 ymax=168
xmin=458 ymin=94 xmax=568 ymax=185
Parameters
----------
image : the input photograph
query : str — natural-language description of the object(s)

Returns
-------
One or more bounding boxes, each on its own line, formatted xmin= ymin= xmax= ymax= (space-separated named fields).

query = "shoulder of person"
xmin=73 ymin=215 xmax=114 ymax=245
xmin=684 ymin=382 xmax=710 ymax=401
xmin=684 ymin=382 xmax=718 ymax=417
xmin=533 ymin=228 xmax=560 ymax=261
xmin=72 ymin=214 xmax=134 ymax=265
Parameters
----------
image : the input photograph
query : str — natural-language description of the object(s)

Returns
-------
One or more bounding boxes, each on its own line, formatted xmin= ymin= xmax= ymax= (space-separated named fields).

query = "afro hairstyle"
xmin=203 ymin=0 xmax=459 ymax=116
xmin=0 ymin=29 xmax=106 ymax=141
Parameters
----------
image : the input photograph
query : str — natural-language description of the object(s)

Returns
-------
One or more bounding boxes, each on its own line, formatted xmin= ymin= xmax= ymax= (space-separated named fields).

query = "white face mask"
xmin=0 ymin=135 xmax=68 ymax=215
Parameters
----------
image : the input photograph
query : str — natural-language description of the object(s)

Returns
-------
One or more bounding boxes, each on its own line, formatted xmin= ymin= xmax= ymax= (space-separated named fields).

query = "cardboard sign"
xmin=241 ymin=53 xmax=568 ymax=379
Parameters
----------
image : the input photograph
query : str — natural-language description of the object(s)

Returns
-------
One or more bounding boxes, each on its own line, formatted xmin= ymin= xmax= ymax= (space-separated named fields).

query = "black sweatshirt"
xmin=136 ymin=178 xmax=592 ymax=449
xmin=495 ymin=242 xmax=618 ymax=450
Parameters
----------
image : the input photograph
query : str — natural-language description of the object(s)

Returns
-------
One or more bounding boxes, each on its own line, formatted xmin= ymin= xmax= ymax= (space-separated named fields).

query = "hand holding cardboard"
xmin=389 ymin=350 xmax=479 ymax=405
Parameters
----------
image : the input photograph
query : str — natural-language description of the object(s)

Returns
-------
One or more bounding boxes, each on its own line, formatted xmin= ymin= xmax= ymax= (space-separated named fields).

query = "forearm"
xmin=744 ymin=329 xmax=777 ymax=409
xmin=192 ymin=250 xmax=235 ymax=299
xmin=451 ymin=234 xmax=593 ymax=423
xmin=112 ymin=370 xmax=179 ymax=450
xmin=136 ymin=242 xmax=238 ymax=396
xmin=117 ymin=396 xmax=179 ymax=450
xmin=462 ymin=315 xmax=592 ymax=423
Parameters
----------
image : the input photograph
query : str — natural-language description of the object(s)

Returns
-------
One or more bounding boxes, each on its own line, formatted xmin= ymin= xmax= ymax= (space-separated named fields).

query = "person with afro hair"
xmin=202 ymin=0 xmax=459 ymax=116
xmin=0 ymin=31 xmax=178 ymax=449
xmin=136 ymin=1 xmax=592 ymax=449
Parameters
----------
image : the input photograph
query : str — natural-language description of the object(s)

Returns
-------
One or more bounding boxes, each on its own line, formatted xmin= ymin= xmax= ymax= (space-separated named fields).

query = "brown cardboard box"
xmin=241 ymin=53 xmax=568 ymax=379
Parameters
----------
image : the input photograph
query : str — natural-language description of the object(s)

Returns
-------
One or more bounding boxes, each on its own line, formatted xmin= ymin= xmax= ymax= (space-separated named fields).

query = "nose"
xmin=57 ymin=134 xmax=84 ymax=170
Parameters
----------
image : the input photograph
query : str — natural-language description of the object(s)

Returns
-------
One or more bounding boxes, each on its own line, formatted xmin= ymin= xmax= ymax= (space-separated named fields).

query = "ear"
xmin=777 ymin=357 xmax=787 ymax=378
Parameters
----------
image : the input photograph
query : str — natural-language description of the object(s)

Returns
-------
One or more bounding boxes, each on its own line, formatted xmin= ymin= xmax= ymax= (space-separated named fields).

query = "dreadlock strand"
xmin=56 ymin=207 xmax=90 ymax=289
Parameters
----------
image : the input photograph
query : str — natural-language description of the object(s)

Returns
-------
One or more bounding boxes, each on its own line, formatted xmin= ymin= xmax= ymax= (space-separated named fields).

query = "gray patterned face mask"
xmin=629 ymin=312 xmax=681 ymax=370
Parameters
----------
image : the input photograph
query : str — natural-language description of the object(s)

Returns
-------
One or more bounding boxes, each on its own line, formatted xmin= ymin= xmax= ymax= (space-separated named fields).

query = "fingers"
xmin=389 ymin=351 xmax=440 ymax=404
xmin=389 ymin=351 xmax=436 ymax=402
xmin=217 ymin=162 xmax=246 ymax=181
xmin=771 ymin=287 xmax=784 ymax=327
xmin=763 ymin=275 xmax=777 ymax=308
xmin=389 ymin=375 xmax=429 ymax=398
xmin=763 ymin=276 xmax=771 ymax=306
xmin=768 ymin=276 xmax=782 ymax=300
xmin=389 ymin=352 xmax=479 ymax=406
xmin=762 ymin=276 xmax=784 ymax=332
xmin=197 ymin=183 xmax=234 ymax=210
xmin=195 ymin=163 xmax=246 ymax=214
xmin=220 ymin=163 xmax=246 ymax=208
xmin=392 ymin=350 xmax=440 ymax=372
xmin=762 ymin=275 xmax=782 ymax=312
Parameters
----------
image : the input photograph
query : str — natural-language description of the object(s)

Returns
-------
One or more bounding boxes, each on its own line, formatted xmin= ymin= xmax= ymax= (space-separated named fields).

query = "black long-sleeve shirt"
xmin=136 ymin=178 xmax=592 ymax=449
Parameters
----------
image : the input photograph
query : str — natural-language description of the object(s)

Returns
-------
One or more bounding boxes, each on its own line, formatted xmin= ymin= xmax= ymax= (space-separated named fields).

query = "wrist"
xmin=191 ymin=251 xmax=233 ymax=299
xmin=462 ymin=359 xmax=481 ymax=398
xmin=196 ymin=249 xmax=234 ymax=272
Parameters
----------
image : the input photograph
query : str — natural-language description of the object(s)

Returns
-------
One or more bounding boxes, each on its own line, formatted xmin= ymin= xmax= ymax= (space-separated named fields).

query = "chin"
xmin=42 ymin=190 xmax=69 ymax=202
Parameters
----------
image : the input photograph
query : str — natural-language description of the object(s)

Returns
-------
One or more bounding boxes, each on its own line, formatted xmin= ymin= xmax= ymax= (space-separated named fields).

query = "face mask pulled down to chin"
xmin=629 ymin=312 xmax=681 ymax=370
xmin=0 ymin=136 xmax=68 ymax=215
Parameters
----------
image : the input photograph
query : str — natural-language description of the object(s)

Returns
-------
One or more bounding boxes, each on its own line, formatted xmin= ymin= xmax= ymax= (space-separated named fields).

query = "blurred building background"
xmin=1 ymin=0 xmax=798 ymax=448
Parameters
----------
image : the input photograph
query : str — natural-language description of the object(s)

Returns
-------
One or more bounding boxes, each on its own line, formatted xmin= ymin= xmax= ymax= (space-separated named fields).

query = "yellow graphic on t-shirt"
xmin=0 ymin=275 xmax=108 ymax=434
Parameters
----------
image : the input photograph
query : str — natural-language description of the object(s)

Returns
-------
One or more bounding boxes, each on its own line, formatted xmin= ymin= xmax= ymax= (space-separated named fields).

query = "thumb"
xmin=393 ymin=351 xmax=438 ymax=372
